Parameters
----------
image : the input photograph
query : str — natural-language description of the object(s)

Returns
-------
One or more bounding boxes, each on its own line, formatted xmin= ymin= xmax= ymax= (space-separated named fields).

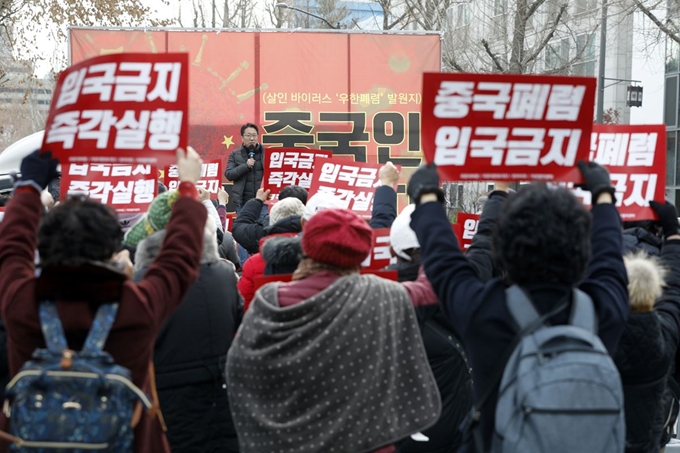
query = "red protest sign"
xmin=224 ymin=212 xmax=237 ymax=232
xmin=308 ymin=158 xmax=390 ymax=218
xmin=60 ymin=163 xmax=158 ymax=214
xmin=361 ymin=228 xmax=397 ymax=270
xmin=165 ymin=159 xmax=223 ymax=194
xmin=569 ymin=124 xmax=666 ymax=221
xmin=421 ymin=73 xmax=596 ymax=182
xmin=263 ymin=148 xmax=332 ymax=194
xmin=453 ymin=214 xmax=480 ymax=251
xmin=43 ymin=53 xmax=189 ymax=166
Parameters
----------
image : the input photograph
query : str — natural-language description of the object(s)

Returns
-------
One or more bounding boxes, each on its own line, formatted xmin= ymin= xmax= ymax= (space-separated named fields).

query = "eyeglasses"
xmin=243 ymin=134 xmax=258 ymax=139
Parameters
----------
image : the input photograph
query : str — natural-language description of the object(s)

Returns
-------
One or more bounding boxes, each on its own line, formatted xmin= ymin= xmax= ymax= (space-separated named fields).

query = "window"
xmin=667 ymin=39 xmax=680 ymax=73
xmin=572 ymin=34 xmax=597 ymax=76
xmin=455 ymin=4 xmax=471 ymax=27
xmin=575 ymin=0 xmax=598 ymax=14
xmin=546 ymin=0 xmax=562 ymax=24
xmin=668 ymin=131 xmax=676 ymax=186
xmin=545 ymin=38 xmax=570 ymax=72
xmin=666 ymin=76 xmax=678 ymax=127
xmin=494 ymin=0 xmax=507 ymax=16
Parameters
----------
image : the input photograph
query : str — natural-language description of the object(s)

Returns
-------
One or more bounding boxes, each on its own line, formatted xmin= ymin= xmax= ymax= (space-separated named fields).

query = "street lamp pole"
xmin=275 ymin=3 xmax=339 ymax=29
xmin=596 ymin=0 xmax=608 ymax=123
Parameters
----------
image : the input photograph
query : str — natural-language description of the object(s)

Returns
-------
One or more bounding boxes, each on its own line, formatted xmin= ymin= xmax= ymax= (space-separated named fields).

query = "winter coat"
xmin=262 ymin=235 xmax=302 ymax=276
xmin=465 ymin=190 xmax=509 ymax=282
xmin=389 ymin=262 xmax=473 ymax=453
xmin=231 ymin=198 xmax=272 ymax=255
xmin=369 ymin=185 xmax=398 ymax=229
xmin=134 ymin=230 xmax=243 ymax=453
xmin=225 ymin=144 xmax=266 ymax=207
xmin=0 ymin=188 xmax=207 ymax=453
xmin=411 ymin=201 xmax=629 ymax=453
xmin=622 ymin=227 xmax=662 ymax=256
xmin=238 ymin=231 xmax=300 ymax=310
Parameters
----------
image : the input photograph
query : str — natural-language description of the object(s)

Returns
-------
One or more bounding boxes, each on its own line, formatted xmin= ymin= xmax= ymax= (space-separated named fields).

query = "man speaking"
xmin=225 ymin=122 xmax=267 ymax=215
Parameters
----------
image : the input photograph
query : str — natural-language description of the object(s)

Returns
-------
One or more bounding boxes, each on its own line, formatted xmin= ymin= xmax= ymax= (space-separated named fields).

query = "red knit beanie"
xmin=302 ymin=208 xmax=373 ymax=268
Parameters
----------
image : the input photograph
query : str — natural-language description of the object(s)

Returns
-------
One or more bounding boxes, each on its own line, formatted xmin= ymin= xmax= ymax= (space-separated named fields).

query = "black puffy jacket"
xmin=225 ymin=144 xmax=266 ymax=207
xmin=390 ymin=262 xmax=473 ymax=453
xmin=622 ymin=227 xmax=662 ymax=256
xmin=614 ymin=240 xmax=680 ymax=453
xmin=135 ymin=233 xmax=243 ymax=453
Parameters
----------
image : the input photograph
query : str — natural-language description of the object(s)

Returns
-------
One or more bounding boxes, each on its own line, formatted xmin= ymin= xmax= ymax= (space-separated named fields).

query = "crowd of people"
xmin=0 ymin=123 xmax=678 ymax=453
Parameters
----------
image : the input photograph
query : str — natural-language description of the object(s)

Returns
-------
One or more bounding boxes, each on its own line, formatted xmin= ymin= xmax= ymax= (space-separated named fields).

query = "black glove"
xmin=649 ymin=200 xmax=680 ymax=239
xmin=407 ymin=162 xmax=444 ymax=205
xmin=19 ymin=150 xmax=60 ymax=190
xmin=576 ymin=160 xmax=616 ymax=203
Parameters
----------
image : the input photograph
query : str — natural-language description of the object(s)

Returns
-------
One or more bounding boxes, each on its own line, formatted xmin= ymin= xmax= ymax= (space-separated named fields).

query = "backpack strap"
xmin=569 ymin=289 xmax=597 ymax=334
xmin=81 ymin=303 xmax=119 ymax=354
xmin=505 ymin=285 xmax=541 ymax=330
xmin=38 ymin=301 xmax=68 ymax=354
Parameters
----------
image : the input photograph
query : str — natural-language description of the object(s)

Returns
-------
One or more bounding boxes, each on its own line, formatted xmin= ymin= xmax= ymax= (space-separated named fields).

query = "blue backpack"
xmin=492 ymin=286 xmax=625 ymax=453
xmin=1 ymin=301 xmax=151 ymax=451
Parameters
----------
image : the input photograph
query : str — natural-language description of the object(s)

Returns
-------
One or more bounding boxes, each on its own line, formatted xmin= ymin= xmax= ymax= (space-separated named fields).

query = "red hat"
xmin=302 ymin=208 xmax=373 ymax=268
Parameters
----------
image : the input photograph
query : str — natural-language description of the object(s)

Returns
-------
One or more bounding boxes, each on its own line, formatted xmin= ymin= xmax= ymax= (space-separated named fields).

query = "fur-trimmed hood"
xmin=261 ymin=235 xmax=302 ymax=269
xmin=624 ymin=251 xmax=667 ymax=312
xmin=134 ymin=224 xmax=220 ymax=273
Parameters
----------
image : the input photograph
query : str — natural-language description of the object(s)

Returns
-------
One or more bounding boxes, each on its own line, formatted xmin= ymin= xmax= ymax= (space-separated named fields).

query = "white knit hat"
xmin=390 ymin=204 xmax=420 ymax=261
xmin=302 ymin=193 xmax=345 ymax=221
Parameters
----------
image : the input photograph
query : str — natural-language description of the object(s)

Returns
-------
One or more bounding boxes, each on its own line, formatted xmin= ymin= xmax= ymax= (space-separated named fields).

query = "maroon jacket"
xmin=0 ymin=187 xmax=207 ymax=452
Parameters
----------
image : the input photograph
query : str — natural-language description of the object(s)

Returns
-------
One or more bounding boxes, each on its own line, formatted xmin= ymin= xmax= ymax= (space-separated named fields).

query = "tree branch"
xmin=482 ymin=39 xmax=505 ymax=72
xmin=632 ymin=0 xmax=680 ymax=44
xmin=524 ymin=5 xmax=567 ymax=65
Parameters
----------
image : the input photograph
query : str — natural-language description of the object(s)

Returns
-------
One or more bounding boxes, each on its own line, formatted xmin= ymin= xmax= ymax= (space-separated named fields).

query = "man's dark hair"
xmin=493 ymin=183 xmax=591 ymax=286
xmin=240 ymin=123 xmax=259 ymax=136
xmin=279 ymin=185 xmax=308 ymax=205
xmin=38 ymin=197 xmax=123 ymax=267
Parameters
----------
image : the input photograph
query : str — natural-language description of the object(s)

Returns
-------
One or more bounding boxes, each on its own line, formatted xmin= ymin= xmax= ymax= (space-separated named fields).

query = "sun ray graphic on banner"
xmin=79 ymin=30 xmax=270 ymax=159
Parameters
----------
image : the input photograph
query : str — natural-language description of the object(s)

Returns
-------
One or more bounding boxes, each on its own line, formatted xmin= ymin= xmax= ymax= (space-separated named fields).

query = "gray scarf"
xmin=226 ymin=274 xmax=441 ymax=453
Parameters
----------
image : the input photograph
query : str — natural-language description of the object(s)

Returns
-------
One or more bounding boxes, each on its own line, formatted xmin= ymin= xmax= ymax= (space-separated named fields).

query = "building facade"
xmin=664 ymin=38 xmax=680 ymax=207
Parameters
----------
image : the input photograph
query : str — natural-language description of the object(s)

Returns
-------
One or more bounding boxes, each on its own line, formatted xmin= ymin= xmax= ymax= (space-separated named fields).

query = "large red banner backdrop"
xmin=70 ymin=29 xmax=441 ymax=178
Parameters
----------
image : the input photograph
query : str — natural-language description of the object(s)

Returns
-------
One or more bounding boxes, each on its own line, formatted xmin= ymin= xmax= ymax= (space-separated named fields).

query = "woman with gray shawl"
xmin=226 ymin=208 xmax=441 ymax=453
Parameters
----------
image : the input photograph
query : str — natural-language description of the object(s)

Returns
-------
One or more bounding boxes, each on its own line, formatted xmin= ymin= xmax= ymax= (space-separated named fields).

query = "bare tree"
xmin=631 ymin=0 xmax=680 ymax=44
xmin=2 ymin=0 xmax=171 ymax=65
xmin=439 ymin=0 xmax=602 ymax=75
xmin=265 ymin=0 xmax=290 ymax=28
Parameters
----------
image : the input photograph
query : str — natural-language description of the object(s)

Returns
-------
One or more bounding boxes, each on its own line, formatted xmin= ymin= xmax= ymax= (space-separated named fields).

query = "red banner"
xmin=361 ymin=228 xmax=397 ymax=270
xmin=263 ymin=148 xmax=332 ymax=194
xmin=69 ymin=30 xmax=442 ymax=212
xmin=44 ymin=53 xmax=189 ymax=166
xmin=60 ymin=163 xmax=158 ymax=213
xmin=568 ymin=124 xmax=666 ymax=221
xmin=164 ymin=159 xmax=223 ymax=194
xmin=421 ymin=73 xmax=596 ymax=182
xmin=453 ymin=214 xmax=480 ymax=251
xmin=308 ymin=158 xmax=385 ymax=218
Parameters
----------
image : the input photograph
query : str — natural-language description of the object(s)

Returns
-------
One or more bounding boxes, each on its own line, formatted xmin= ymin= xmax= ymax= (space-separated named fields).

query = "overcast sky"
xmin=25 ymin=0 xmax=668 ymax=125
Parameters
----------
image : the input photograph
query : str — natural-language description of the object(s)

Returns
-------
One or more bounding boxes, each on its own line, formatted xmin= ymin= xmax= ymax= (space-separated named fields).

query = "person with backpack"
xmin=408 ymin=162 xmax=629 ymax=453
xmin=0 ymin=148 xmax=207 ymax=452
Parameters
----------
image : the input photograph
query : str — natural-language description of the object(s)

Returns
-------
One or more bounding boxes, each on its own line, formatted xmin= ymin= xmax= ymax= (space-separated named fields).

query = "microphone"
xmin=248 ymin=145 xmax=255 ymax=170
